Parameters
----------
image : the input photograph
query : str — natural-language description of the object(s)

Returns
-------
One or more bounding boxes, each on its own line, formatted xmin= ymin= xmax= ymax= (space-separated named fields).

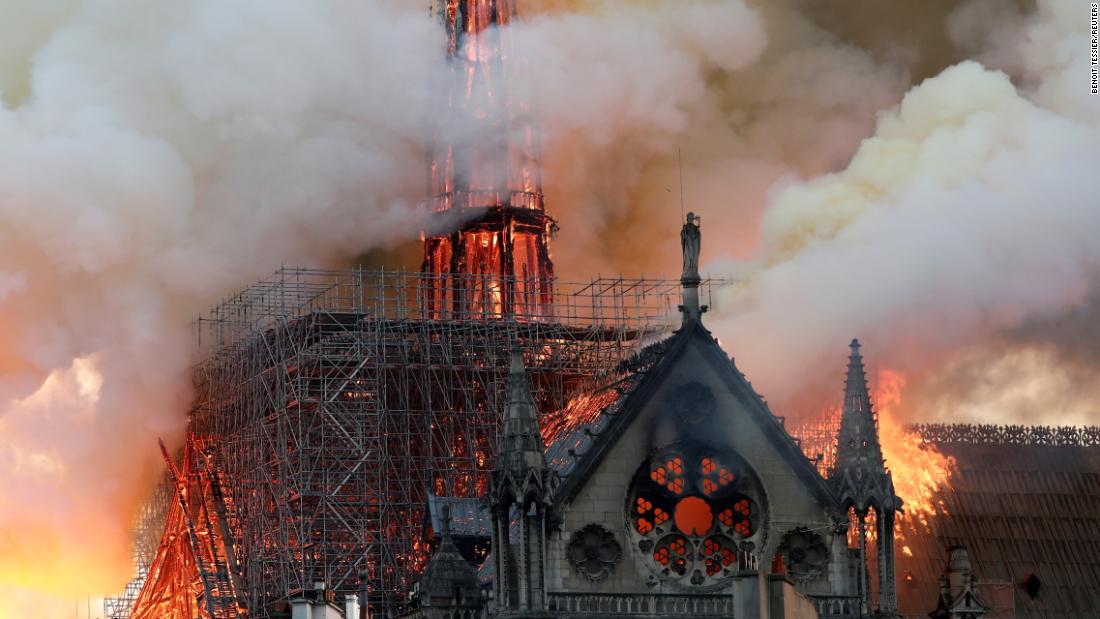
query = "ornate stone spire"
xmin=496 ymin=350 xmax=545 ymax=481
xmin=830 ymin=338 xmax=902 ymax=617
xmin=489 ymin=350 xmax=550 ymax=614
xmin=832 ymin=338 xmax=890 ymax=498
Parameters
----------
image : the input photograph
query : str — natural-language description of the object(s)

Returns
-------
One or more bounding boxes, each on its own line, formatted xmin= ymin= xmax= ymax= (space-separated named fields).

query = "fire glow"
xmin=874 ymin=369 xmax=956 ymax=523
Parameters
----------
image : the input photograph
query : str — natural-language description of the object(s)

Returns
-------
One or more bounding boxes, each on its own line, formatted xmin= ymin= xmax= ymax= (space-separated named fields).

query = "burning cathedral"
xmin=110 ymin=2 xmax=1100 ymax=619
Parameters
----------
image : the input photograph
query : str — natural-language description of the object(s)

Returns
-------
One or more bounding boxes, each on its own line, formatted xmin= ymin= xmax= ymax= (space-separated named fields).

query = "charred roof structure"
xmin=791 ymin=416 xmax=1100 ymax=618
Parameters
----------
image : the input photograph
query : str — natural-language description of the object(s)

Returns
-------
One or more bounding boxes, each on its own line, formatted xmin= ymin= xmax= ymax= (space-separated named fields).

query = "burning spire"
xmin=422 ymin=0 xmax=556 ymax=319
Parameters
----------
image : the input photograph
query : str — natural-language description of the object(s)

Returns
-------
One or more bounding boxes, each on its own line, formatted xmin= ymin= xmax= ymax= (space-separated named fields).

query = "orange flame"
xmin=874 ymin=369 xmax=956 ymax=521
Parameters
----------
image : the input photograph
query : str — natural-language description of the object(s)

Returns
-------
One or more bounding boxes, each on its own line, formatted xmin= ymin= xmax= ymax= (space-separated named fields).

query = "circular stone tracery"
xmin=567 ymin=524 xmax=622 ymax=581
xmin=629 ymin=447 xmax=765 ymax=588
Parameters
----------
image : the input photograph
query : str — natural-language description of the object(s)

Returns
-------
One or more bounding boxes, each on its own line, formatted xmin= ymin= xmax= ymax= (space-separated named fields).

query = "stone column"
xmin=493 ymin=511 xmax=512 ymax=610
xmin=877 ymin=509 xmax=897 ymax=614
xmin=857 ymin=511 xmax=870 ymax=615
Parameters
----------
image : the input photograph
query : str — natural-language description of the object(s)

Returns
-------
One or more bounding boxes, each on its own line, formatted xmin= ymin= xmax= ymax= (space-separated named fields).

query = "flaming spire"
xmin=423 ymin=0 xmax=555 ymax=319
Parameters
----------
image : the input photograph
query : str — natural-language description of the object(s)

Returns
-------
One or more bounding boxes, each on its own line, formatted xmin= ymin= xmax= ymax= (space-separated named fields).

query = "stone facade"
xmin=413 ymin=226 xmax=899 ymax=619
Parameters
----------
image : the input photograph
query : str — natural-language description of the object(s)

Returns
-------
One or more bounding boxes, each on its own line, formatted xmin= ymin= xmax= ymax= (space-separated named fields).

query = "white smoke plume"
xmin=0 ymin=0 xmax=440 ymax=612
xmin=0 ymin=0 xmax=774 ymax=612
xmin=708 ymin=0 xmax=1100 ymax=425
xmin=524 ymin=0 xmax=916 ymax=276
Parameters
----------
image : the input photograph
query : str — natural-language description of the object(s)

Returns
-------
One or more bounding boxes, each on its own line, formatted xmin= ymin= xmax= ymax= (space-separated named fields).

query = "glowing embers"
xmin=460 ymin=231 xmax=503 ymax=317
xmin=630 ymin=448 xmax=762 ymax=587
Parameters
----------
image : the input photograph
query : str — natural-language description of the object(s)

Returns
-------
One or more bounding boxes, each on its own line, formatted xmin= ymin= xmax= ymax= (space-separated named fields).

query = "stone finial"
xmin=440 ymin=504 xmax=453 ymax=540
xmin=679 ymin=213 xmax=703 ymax=323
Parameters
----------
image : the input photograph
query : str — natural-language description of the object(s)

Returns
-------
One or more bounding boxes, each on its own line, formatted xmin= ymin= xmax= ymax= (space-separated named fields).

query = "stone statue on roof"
xmin=680 ymin=212 xmax=701 ymax=282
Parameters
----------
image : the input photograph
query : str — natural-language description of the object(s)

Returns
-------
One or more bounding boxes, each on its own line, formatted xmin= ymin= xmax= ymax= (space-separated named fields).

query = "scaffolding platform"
xmin=111 ymin=268 xmax=714 ymax=618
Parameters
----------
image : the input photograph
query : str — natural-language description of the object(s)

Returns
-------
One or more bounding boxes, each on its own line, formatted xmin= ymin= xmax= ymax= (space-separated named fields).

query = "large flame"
xmin=791 ymin=367 xmax=956 ymax=551
xmin=874 ymin=369 xmax=956 ymax=520
xmin=872 ymin=369 xmax=955 ymax=560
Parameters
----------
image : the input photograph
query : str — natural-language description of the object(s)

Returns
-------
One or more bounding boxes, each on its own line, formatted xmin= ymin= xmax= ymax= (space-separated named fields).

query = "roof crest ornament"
xmin=679 ymin=212 xmax=703 ymax=324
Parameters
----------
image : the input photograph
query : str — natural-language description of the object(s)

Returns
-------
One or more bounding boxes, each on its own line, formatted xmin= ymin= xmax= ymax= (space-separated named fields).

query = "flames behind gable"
xmin=544 ymin=322 xmax=849 ymax=597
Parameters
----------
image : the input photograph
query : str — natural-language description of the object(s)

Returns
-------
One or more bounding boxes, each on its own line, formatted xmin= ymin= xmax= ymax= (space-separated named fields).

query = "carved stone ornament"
xmin=778 ymin=527 xmax=830 ymax=583
xmin=567 ymin=524 xmax=622 ymax=581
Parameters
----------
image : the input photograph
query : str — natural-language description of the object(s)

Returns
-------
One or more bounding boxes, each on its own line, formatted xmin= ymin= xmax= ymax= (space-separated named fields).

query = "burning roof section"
xmin=894 ymin=424 xmax=1100 ymax=618
xmin=542 ymin=338 xmax=670 ymax=484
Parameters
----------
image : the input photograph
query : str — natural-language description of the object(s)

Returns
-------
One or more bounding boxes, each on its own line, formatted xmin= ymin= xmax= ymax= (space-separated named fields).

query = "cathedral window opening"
xmin=629 ymin=446 xmax=765 ymax=588
xmin=846 ymin=506 xmax=863 ymax=549
xmin=674 ymin=496 xmax=712 ymax=535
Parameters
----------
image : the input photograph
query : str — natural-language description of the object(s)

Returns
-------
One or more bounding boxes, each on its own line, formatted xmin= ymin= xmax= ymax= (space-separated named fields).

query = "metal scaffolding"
xmin=789 ymin=407 xmax=844 ymax=478
xmin=120 ymin=267 xmax=710 ymax=618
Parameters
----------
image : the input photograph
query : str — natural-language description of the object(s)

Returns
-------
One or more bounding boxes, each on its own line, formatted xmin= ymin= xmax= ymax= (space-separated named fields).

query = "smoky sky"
xmin=0 ymin=0 xmax=1097 ymax=612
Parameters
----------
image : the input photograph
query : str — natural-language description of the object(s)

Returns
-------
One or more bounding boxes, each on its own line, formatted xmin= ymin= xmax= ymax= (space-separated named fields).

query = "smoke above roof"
xmin=0 ymin=0 xmax=1096 ymax=612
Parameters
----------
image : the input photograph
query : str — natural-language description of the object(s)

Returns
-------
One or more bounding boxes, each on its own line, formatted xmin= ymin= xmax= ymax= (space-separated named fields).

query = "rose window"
xmin=629 ymin=448 xmax=763 ymax=587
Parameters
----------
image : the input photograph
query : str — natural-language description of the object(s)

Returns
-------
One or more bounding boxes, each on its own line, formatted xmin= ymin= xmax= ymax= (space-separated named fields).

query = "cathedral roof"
xmin=894 ymin=427 xmax=1100 ymax=616
xmin=425 ymin=493 xmax=490 ymax=539
xmin=419 ymin=506 xmax=481 ymax=603
xmin=542 ymin=341 xmax=664 ymax=482
xmin=543 ymin=319 xmax=837 ymax=509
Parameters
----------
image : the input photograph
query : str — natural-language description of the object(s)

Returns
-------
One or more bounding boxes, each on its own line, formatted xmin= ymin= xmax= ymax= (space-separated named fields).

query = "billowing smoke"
xmin=508 ymin=0 xmax=1100 ymax=428
xmin=1 ymin=0 xmax=1097 ymax=612
xmin=0 ymin=0 xmax=440 ymax=610
xmin=706 ymin=0 xmax=1100 ymax=426
xmin=0 ymin=0 xmax=773 ymax=610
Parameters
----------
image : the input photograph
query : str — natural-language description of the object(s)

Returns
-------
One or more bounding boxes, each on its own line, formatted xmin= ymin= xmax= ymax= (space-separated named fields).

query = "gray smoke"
xmin=1 ymin=0 xmax=1096 ymax=613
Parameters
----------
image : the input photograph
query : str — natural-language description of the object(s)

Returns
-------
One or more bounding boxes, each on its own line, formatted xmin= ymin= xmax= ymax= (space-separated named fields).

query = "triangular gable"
xmin=949 ymin=589 xmax=989 ymax=613
xmin=550 ymin=319 xmax=838 ymax=510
